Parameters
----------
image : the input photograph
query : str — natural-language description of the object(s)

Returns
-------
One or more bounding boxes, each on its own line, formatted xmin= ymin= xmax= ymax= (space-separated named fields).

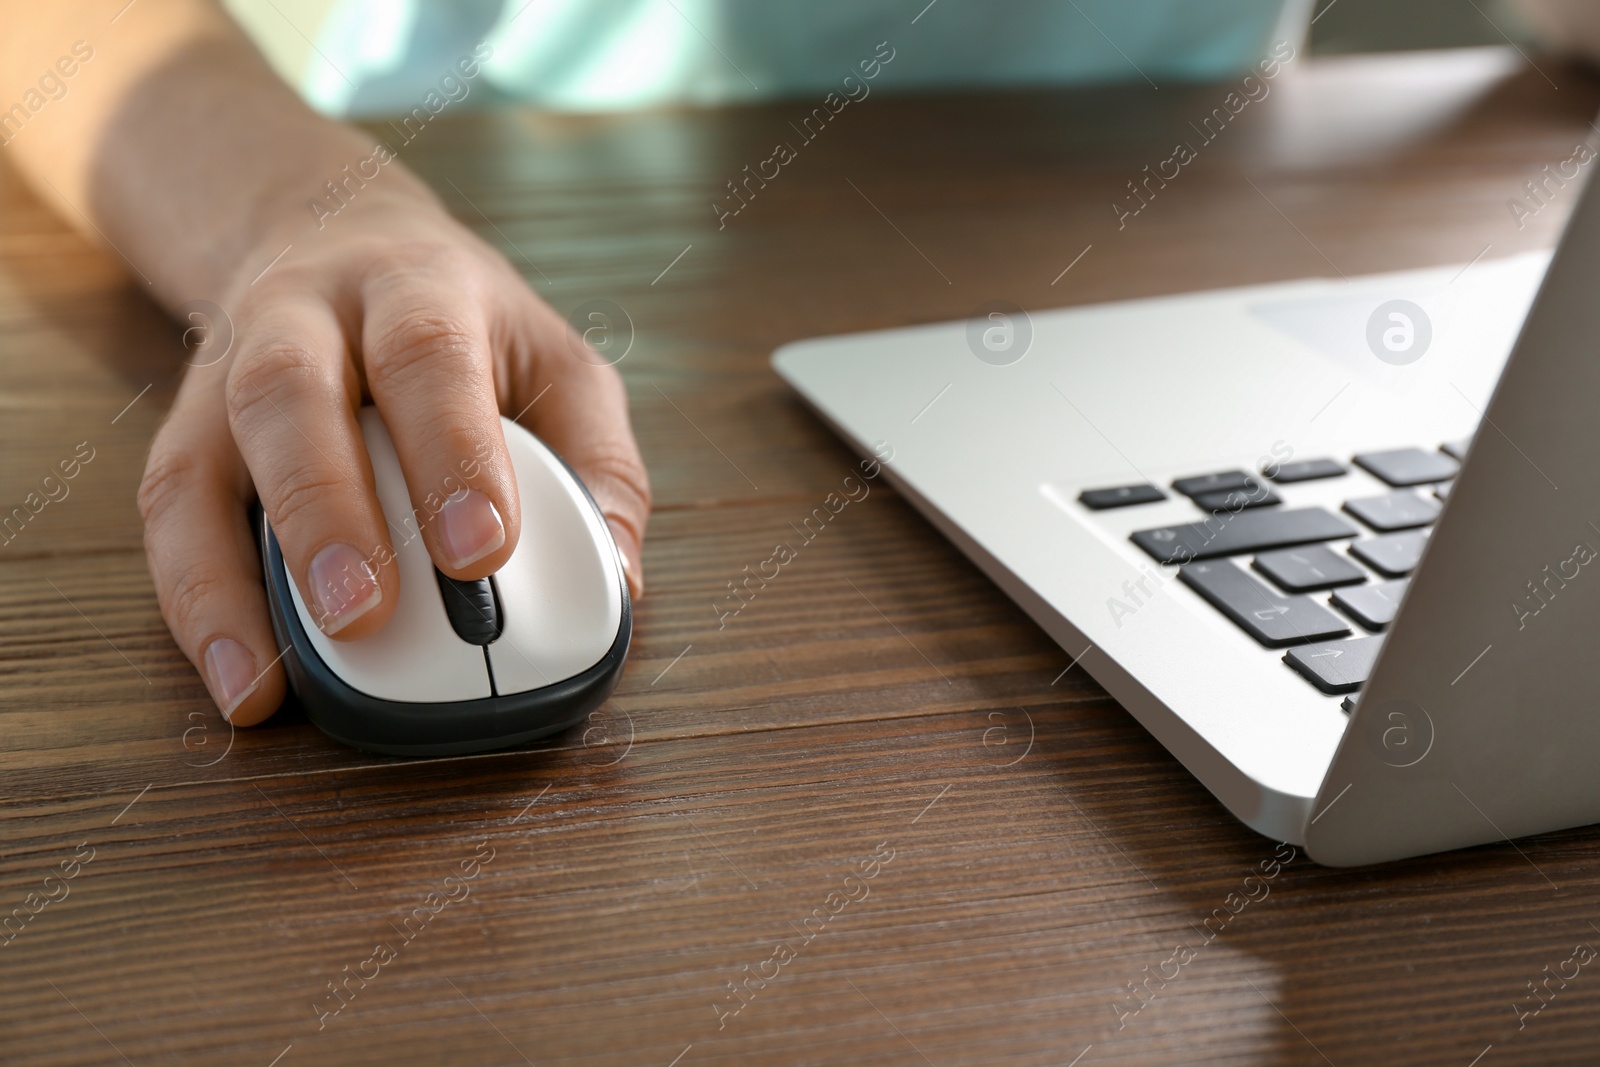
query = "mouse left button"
xmin=436 ymin=571 xmax=501 ymax=645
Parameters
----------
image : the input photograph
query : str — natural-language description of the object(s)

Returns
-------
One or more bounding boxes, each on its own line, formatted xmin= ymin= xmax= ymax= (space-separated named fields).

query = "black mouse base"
xmin=303 ymin=708 xmax=598 ymax=759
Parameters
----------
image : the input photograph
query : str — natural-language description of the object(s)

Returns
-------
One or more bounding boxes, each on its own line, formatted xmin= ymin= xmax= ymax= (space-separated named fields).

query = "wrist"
xmin=79 ymin=28 xmax=442 ymax=308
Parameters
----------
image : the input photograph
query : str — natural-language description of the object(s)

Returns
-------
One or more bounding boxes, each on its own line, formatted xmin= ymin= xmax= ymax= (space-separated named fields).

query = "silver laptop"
xmin=773 ymin=166 xmax=1600 ymax=866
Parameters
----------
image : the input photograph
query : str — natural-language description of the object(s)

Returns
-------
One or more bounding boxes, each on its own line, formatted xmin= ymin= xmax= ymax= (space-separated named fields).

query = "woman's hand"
xmin=137 ymin=180 xmax=650 ymax=725
xmin=0 ymin=0 xmax=648 ymax=726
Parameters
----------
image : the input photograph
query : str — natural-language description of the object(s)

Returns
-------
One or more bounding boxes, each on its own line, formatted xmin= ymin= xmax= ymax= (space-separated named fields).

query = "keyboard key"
xmin=1284 ymin=636 xmax=1383 ymax=694
xmin=1131 ymin=508 xmax=1359 ymax=565
xmin=1349 ymin=531 xmax=1427 ymax=578
xmin=1434 ymin=482 xmax=1451 ymax=502
xmin=1172 ymin=470 xmax=1254 ymax=498
xmin=1192 ymin=484 xmax=1280 ymax=512
xmin=1179 ymin=560 xmax=1351 ymax=648
xmin=1341 ymin=696 xmax=1356 ymax=714
xmin=1343 ymin=491 xmax=1441 ymax=532
xmin=1441 ymin=437 xmax=1472 ymax=461
xmin=1268 ymin=458 xmax=1347 ymax=483
xmin=1080 ymin=484 xmax=1165 ymax=509
xmin=1253 ymin=544 xmax=1366 ymax=591
xmin=1331 ymin=578 xmax=1410 ymax=630
xmin=1354 ymin=448 xmax=1459 ymax=487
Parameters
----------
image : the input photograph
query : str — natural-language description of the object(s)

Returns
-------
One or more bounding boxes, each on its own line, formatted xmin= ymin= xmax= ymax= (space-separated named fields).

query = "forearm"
xmin=0 ymin=0 xmax=435 ymax=308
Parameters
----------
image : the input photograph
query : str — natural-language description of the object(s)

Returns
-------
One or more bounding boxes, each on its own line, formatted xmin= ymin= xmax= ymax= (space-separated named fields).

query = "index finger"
xmin=224 ymin=294 xmax=398 ymax=639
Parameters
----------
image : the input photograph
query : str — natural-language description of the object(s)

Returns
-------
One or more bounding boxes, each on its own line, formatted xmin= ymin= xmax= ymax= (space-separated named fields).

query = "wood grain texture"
xmin=5 ymin=47 xmax=1600 ymax=1067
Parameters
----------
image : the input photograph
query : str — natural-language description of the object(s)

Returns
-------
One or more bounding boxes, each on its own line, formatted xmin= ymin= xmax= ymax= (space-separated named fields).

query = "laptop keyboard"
xmin=1078 ymin=440 xmax=1468 ymax=700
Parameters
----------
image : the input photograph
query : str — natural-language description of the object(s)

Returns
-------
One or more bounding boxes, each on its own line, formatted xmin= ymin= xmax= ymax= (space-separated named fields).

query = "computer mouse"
xmin=259 ymin=407 xmax=631 ymax=756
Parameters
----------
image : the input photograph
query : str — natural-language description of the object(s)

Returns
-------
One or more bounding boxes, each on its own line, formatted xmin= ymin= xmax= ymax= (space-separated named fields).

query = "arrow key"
xmin=1285 ymin=636 xmax=1384 ymax=694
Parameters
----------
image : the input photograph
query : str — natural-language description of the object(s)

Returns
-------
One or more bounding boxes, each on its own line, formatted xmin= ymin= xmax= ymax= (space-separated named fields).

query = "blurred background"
xmin=223 ymin=0 xmax=1541 ymax=118
xmin=1311 ymin=0 xmax=1531 ymax=54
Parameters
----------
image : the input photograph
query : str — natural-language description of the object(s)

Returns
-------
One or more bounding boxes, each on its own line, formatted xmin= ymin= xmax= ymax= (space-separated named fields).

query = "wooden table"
xmin=4 ymin=46 xmax=1600 ymax=1067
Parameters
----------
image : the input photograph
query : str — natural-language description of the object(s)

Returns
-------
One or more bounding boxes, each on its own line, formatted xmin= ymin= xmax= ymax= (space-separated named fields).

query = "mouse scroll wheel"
xmin=435 ymin=570 xmax=503 ymax=646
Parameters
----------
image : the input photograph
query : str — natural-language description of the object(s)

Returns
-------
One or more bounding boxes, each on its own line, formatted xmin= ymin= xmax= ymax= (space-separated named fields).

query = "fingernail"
xmin=607 ymin=517 xmax=643 ymax=599
xmin=204 ymin=638 xmax=258 ymax=721
xmin=310 ymin=542 xmax=383 ymax=635
xmin=438 ymin=490 xmax=505 ymax=570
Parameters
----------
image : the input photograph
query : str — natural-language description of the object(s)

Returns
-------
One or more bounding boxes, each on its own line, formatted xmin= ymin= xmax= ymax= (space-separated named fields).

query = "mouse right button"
xmin=485 ymin=420 xmax=624 ymax=693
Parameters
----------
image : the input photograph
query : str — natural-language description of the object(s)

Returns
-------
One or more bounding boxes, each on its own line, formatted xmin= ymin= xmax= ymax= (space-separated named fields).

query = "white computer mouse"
xmin=259 ymin=407 xmax=631 ymax=755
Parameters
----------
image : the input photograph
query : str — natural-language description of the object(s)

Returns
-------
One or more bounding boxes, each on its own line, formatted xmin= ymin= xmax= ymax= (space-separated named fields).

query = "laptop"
xmin=773 ymin=166 xmax=1600 ymax=866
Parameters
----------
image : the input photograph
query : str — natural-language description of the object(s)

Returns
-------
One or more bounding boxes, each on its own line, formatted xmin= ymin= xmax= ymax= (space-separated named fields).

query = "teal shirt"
xmin=295 ymin=0 xmax=1299 ymax=115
